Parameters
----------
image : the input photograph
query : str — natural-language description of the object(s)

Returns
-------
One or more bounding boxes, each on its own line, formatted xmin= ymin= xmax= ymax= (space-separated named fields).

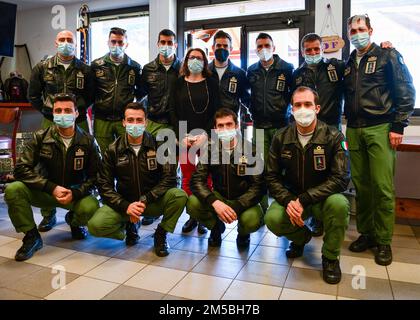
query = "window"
xmin=185 ymin=0 xmax=306 ymax=22
xmin=90 ymin=11 xmax=149 ymax=67
xmin=350 ymin=0 xmax=420 ymax=109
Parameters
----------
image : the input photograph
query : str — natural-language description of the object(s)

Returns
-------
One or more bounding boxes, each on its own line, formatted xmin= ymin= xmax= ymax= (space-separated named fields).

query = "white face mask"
xmin=257 ymin=48 xmax=273 ymax=62
xmin=293 ymin=108 xmax=317 ymax=127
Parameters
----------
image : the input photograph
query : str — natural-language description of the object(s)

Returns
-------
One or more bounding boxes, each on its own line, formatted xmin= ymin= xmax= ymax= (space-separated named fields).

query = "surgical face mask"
xmin=158 ymin=45 xmax=175 ymax=58
xmin=53 ymin=114 xmax=75 ymax=128
xmin=293 ymin=108 xmax=317 ymax=127
xmin=214 ymin=48 xmax=230 ymax=63
xmin=217 ymin=129 xmax=237 ymax=143
xmin=57 ymin=42 xmax=75 ymax=57
xmin=188 ymin=58 xmax=204 ymax=74
xmin=109 ymin=45 xmax=125 ymax=58
xmin=125 ymin=124 xmax=145 ymax=138
xmin=304 ymin=53 xmax=323 ymax=65
xmin=350 ymin=32 xmax=370 ymax=50
xmin=257 ymin=48 xmax=273 ymax=62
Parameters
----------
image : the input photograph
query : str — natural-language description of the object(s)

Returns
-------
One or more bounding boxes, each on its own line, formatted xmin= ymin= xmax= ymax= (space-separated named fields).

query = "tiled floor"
xmin=1 ymin=197 xmax=420 ymax=300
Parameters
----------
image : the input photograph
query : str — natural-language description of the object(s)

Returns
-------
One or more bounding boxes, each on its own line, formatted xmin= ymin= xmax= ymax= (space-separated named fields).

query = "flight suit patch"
xmin=295 ymin=76 xmax=303 ymax=86
xmin=75 ymin=148 xmax=85 ymax=157
xmin=128 ymin=69 xmax=136 ymax=86
xmin=327 ymin=64 xmax=338 ymax=82
xmin=76 ymin=72 xmax=85 ymax=89
xmin=147 ymin=150 xmax=157 ymax=171
xmin=74 ymin=157 xmax=84 ymax=170
xmin=237 ymin=156 xmax=247 ymax=176
xmin=280 ymin=150 xmax=292 ymax=160
xmin=229 ymin=77 xmax=238 ymax=93
xmin=43 ymin=74 xmax=54 ymax=81
xmin=365 ymin=56 xmax=377 ymax=74
xmin=40 ymin=147 xmax=53 ymax=159
xmin=313 ymin=146 xmax=326 ymax=171
xmin=95 ymin=70 xmax=105 ymax=77
xmin=276 ymin=74 xmax=286 ymax=92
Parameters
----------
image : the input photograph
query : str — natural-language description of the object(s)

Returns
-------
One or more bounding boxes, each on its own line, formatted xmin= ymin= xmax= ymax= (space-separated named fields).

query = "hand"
xmin=380 ymin=41 xmax=393 ymax=49
xmin=129 ymin=215 xmax=140 ymax=224
xmin=182 ymin=135 xmax=196 ymax=148
xmin=52 ymin=186 xmax=70 ymax=199
xmin=286 ymin=200 xmax=304 ymax=227
xmin=56 ymin=192 xmax=73 ymax=205
xmin=389 ymin=132 xmax=403 ymax=150
xmin=192 ymin=133 xmax=208 ymax=147
xmin=212 ymin=200 xmax=237 ymax=224
xmin=126 ymin=201 xmax=146 ymax=220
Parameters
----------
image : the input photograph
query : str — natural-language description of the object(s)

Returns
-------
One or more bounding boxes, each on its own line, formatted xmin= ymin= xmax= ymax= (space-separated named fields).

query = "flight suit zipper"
xmin=133 ymin=151 xmax=142 ymax=199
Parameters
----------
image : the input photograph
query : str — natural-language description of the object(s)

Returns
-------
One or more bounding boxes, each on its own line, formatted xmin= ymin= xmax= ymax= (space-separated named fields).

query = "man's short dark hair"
xmin=347 ymin=14 xmax=372 ymax=30
xmin=158 ymin=29 xmax=177 ymax=42
xmin=291 ymin=86 xmax=320 ymax=106
xmin=301 ymin=33 xmax=323 ymax=51
xmin=256 ymin=32 xmax=273 ymax=43
xmin=53 ymin=93 xmax=77 ymax=111
xmin=109 ymin=27 xmax=127 ymax=38
xmin=214 ymin=108 xmax=238 ymax=126
xmin=213 ymin=30 xmax=232 ymax=46
xmin=124 ymin=102 xmax=147 ymax=118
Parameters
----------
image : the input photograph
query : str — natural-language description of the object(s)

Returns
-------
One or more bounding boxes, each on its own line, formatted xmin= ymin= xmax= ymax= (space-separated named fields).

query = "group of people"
xmin=3 ymin=14 xmax=416 ymax=285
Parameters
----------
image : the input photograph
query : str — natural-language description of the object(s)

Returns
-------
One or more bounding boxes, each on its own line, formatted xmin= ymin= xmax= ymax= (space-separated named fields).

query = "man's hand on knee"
xmin=212 ymin=200 xmax=237 ymax=224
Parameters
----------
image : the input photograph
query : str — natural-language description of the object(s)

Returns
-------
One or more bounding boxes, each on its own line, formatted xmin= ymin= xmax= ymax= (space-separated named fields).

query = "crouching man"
xmin=187 ymin=108 xmax=265 ymax=248
xmin=265 ymin=86 xmax=350 ymax=284
xmin=5 ymin=93 xmax=100 ymax=261
xmin=88 ymin=102 xmax=187 ymax=257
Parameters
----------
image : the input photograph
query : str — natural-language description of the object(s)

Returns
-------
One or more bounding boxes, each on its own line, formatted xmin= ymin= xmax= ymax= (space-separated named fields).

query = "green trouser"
xmin=88 ymin=188 xmax=187 ymax=240
xmin=4 ymin=181 xmax=99 ymax=233
xmin=265 ymin=194 xmax=349 ymax=260
xmin=42 ymin=118 xmax=89 ymax=133
xmin=93 ymin=118 xmax=125 ymax=154
xmin=346 ymin=123 xmax=396 ymax=245
xmin=253 ymin=127 xmax=278 ymax=213
xmin=186 ymin=192 xmax=264 ymax=235
xmin=146 ymin=119 xmax=173 ymax=137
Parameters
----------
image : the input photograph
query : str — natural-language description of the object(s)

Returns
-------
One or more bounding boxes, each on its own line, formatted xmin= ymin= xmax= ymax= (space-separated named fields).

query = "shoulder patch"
xmin=341 ymin=141 xmax=348 ymax=151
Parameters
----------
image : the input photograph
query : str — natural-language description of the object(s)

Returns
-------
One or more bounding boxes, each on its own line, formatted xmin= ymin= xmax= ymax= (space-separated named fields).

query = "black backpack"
xmin=4 ymin=72 xmax=28 ymax=102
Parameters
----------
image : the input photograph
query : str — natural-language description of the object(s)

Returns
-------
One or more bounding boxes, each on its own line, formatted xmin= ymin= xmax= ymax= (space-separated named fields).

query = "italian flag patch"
xmin=341 ymin=141 xmax=348 ymax=151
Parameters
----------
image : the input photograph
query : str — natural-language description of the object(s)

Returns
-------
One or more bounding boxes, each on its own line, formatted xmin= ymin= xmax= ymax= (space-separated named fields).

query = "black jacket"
xmin=91 ymin=54 xmax=142 ymax=121
xmin=293 ymin=58 xmax=345 ymax=126
xmin=190 ymin=138 xmax=265 ymax=214
xmin=28 ymin=55 xmax=94 ymax=122
xmin=344 ymin=43 xmax=416 ymax=134
xmin=266 ymin=120 xmax=350 ymax=209
xmin=97 ymin=132 xmax=177 ymax=214
xmin=139 ymin=55 xmax=181 ymax=124
xmin=209 ymin=60 xmax=250 ymax=114
xmin=14 ymin=125 xmax=100 ymax=201
xmin=247 ymin=54 xmax=294 ymax=129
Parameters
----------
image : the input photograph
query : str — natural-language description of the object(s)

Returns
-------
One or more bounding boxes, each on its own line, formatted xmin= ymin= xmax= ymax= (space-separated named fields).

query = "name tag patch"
xmin=276 ymin=74 xmax=286 ymax=92
xmin=229 ymin=77 xmax=237 ymax=93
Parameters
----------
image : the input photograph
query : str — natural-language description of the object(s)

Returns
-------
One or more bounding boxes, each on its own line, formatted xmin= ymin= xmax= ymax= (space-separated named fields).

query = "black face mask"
xmin=215 ymin=48 xmax=230 ymax=62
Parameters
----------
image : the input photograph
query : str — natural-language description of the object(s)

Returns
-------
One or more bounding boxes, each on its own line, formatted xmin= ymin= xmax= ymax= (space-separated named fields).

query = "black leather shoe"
xmin=236 ymin=233 xmax=250 ymax=248
xmin=125 ymin=222 xmax=140 ymax=246
xmin=375 ymin=244 xmax=392 ymax=266
xmin=38 ymin=214 xmax=57 ymax=232
xmin=154 ymin=224 xmax=170 ymax=257
xmin=309 ymin=216 xmax=324 ymax=237
xmin=65 ymin=211 xmax=74 ymax=226
xmin=70 ymin=226 xmax=88 ymax=240
xmin=349 ymin=235 xmax=377 ymax=252
xmin=15 ymin=228 xmax=43 ymax=261
xmin=197 ymin=223 xmax=208 ymax=235
xmin=208 ymin=219 xmax=226 ymax=247
xmin=322 ymin=255 xmax=342 ymax=284
xmin=141 ymin=216 xmax=155 ymax=226
xmin=286 ymin=226 xmax=312 ymax=258
xmin=182 ymin=218 xmax=198 ymax=233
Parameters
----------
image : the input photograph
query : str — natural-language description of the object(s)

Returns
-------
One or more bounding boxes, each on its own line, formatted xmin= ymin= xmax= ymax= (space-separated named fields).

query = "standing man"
xmin=4 ymin=93 xmax=100 ymax=261
xmin=208 ymin=30 xmax=250 ymax=116
xmin=29 ymin=30 xmax=94 ymax=132
xmin=187 ymin=108 xmax=265 ymax=248
xmin=88 ymin=103 xmax=187 ymax=257
xmin=344 ymin=15 xmax=416 ymax=266
xmin=91 ymin=27 xmax=142 ymax=154
xmin=265 ymin=86 xmax=350 ymax=284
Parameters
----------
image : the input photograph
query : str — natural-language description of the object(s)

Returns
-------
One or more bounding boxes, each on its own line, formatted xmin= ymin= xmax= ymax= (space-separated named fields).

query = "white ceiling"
xmin=4 ymin=0 xmax=149 ymax=11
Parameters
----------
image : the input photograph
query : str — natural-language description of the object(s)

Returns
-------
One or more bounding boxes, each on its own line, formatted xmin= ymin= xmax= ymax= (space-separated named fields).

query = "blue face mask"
xmin=109 ymin=45 xmax=125 ymax=58
xmin=188 ymin=58 xmax=204 ymax=74
xmin=351 ymin=32 xmax=370 ymax=50
xmin=57 ymin=42 xmax=75 ymax=57
xmin=217 ymin=129 xmax=237 ymax=143
xmin=126 ymin=124 xmax=145 ymax=138
xmin=159 ymin=45 xmax=175 ymax=58
xmin=54 ymin=114 xmax=75 ymax=128
xmin=304 ymin=53 xmax=323 ymax=65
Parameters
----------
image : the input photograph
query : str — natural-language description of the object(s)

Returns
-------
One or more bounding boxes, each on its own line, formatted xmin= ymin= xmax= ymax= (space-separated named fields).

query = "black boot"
xmin=208 ymin=219 xmax=226 ymax=247
xmin=286 ymin=226 xmax=312 ymax=258
xmin=154 ymin=224 xmax=170 ymax=257
xmin=309 ymin=216 xmax=324 ymax=237
xmin=349 ymin=235 xmax=377 ymax=252
xmin=38 ymin=214 xmax=57 ymax=232
xmin=65 ymin=211 xmax=88 ymax=240
xmin=126 ymin=222 xmax=140 ymax=246
xmin=141 ymin=216 xmax=155 ymax=226
xmin=15 ymin=228 xmax=43 ymax=261
xmin=236 ymin=233 xmax=250 ymax=248
xmin=322 ymin=255 xmax=342 ymax=284
xmin=197 ymin=223 xmax=208 ymax=234
xmin=182 ymin=218 xmax=198 ymax=233
xmin=375 ymin=244 xmax=392 ymax=266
